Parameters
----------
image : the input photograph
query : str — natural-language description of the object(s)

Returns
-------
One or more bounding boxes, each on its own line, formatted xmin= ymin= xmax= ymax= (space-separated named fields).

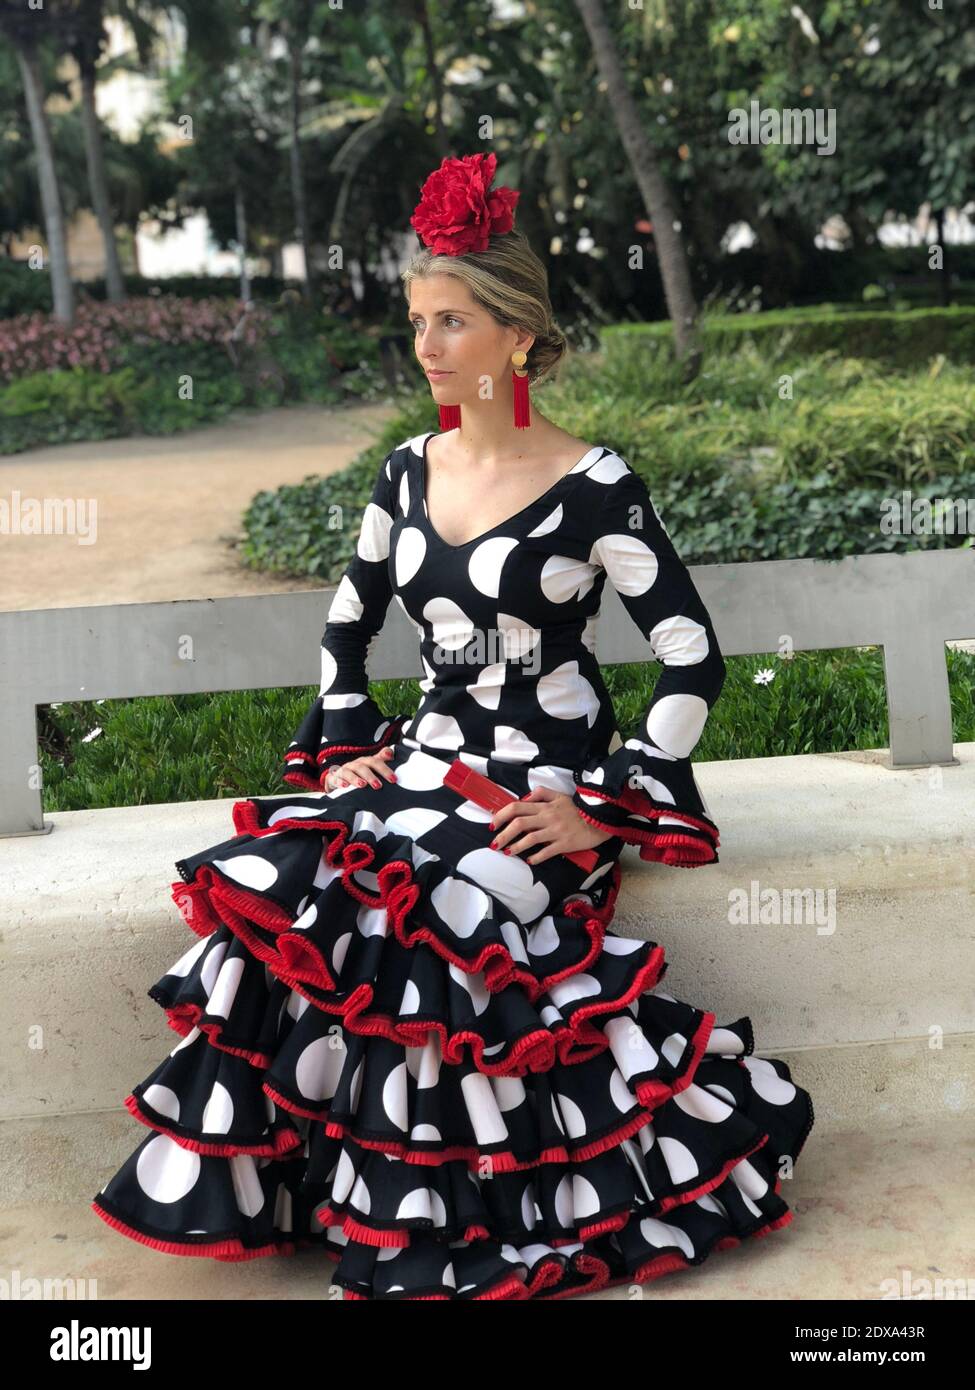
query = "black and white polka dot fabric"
xmin=91 ymin=432 xmax=814 ymax=1299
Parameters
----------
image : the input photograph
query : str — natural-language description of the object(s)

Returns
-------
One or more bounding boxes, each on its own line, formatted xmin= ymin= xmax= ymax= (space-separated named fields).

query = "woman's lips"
xmin=426 ymin=370 xmax=453 ymax=379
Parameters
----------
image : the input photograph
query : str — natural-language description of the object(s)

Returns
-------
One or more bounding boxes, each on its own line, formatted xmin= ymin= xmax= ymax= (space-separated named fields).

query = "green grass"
xmin=37 ymin=647 xmax=975 ymax=812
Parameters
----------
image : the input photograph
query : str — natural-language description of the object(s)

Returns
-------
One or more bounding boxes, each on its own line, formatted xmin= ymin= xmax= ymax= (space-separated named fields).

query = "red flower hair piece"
xmin=410 ymin=152 xmax=520 ymax=256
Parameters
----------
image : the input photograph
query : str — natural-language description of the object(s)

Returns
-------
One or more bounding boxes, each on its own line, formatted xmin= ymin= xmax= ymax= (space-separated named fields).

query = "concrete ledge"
xmin=1 ymin=745 xmax=973 ymax=1129
xmin=615 ymin=743 xmax=975 ymax=1051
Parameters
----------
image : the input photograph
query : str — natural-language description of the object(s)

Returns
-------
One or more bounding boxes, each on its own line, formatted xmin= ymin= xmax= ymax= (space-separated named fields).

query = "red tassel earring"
xmin=437 ymin=352 xmax=531 ymax=431
xmin=511 ymin=350 xmax=531 ymax=428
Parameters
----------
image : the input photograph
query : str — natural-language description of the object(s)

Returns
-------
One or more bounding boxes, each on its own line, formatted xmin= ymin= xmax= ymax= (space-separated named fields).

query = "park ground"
xmin=0 ymin=401 xmax=397 ymax=612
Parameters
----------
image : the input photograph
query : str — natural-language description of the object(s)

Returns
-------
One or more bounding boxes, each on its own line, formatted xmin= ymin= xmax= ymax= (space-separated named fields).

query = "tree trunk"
xmin=130 ymin=222 xmax=142 ymax=277
xmin=935 ymin=209 xmax=951 ymax=308
xmin=78 ymin=57 xmax=125 ymax=303
xmin=752 ymin=211 xmax=808 ymax=306
xmin=235 ymin=180 xmax=251 ymax=304
xmin=15 ymin=42 xmax=75 ymax=324
xmin=573 ymin=0 xmax=700 ymax=377
xmin=287 ymin=36 xmax=314 ymax=304
xmin=414 ymin=0 xmax=450 ymax=158
xmin=846 ymin=205 xmax=879 ymax=252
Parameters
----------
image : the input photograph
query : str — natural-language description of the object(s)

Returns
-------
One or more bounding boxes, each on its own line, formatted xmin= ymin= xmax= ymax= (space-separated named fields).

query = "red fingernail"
xmin=503 ymin=848 xmax=511 ymax=855
xmin=490 ymin=841 xmax=499 ymax=850
xmin=372 ymin=780 xmax=380 ymax=788
xmin=390 ymin=774 xmax=397 ymax=782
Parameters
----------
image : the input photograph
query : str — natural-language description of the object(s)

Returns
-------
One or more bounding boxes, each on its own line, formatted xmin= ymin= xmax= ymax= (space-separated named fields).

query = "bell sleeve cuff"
xmin=281 ymin=695 xmax=409 ymax=791
xmin=571 ymin=743 xmax=720 ymax=867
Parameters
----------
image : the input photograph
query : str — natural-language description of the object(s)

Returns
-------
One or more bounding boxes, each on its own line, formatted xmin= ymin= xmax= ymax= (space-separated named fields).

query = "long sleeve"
xmin=572 ymin=465 xmax=726 ymax=866
xmin=280 ymin=451 xmax=412 ymax=791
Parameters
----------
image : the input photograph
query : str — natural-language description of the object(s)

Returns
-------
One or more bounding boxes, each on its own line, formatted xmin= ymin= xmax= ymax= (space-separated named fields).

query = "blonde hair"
xmin=400 ymin=228 xmax=568 ymax=385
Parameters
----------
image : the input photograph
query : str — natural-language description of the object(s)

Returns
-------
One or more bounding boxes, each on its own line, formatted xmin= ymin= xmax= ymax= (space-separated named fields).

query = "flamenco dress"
xmin=90 ymin=432 xmax=815 ymax=1299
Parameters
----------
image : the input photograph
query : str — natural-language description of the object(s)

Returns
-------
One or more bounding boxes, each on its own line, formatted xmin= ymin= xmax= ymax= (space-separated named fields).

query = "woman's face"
xmin=408 ymin=274 xmax=530 ymax=408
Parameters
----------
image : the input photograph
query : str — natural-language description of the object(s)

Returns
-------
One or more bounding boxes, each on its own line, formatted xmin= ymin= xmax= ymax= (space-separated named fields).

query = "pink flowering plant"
xmin=0 ymin=296 xmax=275 ymax=384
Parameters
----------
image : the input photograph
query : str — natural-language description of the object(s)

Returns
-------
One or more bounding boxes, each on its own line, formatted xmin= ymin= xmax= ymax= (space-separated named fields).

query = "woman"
xmin=91 ymin=154 xmax=814 ymax=1300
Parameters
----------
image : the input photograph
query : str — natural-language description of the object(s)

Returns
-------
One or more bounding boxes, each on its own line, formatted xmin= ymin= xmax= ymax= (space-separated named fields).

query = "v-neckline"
xmin=418 ymin=431 xmax=599 ymax=551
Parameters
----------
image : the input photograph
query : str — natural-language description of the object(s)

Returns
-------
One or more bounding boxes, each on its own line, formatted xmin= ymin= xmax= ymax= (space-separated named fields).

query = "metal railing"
xmin=1 ymin=548 xmax=972 ymax=837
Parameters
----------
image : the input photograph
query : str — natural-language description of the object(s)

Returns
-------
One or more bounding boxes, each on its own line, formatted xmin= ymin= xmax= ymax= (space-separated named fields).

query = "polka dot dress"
xmin=91 ymin=432 xmax=815 ymax=1299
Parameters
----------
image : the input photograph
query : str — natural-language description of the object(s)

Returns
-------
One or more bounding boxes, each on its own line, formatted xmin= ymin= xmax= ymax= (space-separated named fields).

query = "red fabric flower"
xmin=410 ymin=152 xmax=520 ymax=256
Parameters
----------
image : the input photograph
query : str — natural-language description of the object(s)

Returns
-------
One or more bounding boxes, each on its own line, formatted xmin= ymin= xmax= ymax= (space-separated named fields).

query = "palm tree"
xmin=573 ymin=0 xmax=701 ymax=375
xmin=274 ymin=0 xmax=318 ymax=304
xmin=66 ymin=0 xmax=128 ymax=301
xmin=0 ymin=4 xmax=76 ymax=321
xmin=64 ymin=0 xmax=165 ymax=304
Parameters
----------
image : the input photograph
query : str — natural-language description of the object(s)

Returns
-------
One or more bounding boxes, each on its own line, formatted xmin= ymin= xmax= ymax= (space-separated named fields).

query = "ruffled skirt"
xmin=91 ymin=746 xmax=814 ymax=1299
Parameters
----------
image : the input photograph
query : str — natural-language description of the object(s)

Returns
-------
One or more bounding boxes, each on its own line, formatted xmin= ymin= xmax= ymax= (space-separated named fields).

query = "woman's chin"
xmin=429 ymin=388 xmax=461 ymax=406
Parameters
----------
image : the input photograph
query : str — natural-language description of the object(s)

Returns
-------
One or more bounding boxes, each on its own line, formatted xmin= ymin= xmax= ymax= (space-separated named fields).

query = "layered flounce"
xmin=91 ymin=792 xmax=814 ymax=1299
xmin=572 ymin=742 xmax=720 ymax=868
xmin=281 ymin=692 xmax=410 ymax=792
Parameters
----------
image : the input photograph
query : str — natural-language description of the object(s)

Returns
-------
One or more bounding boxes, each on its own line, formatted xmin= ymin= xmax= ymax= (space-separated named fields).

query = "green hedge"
xmin=0 ymin=365 xmax=249 ymax=451
xmin=602 ymin=306 xmax=975 ymax=366
xmin=579 ymin=341 xmax=974 ymax=490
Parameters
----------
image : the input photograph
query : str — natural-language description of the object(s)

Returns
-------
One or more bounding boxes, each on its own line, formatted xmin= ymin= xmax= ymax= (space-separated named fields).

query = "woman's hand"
xmin=489 ymin=786 xmax=615 ymax=865
xmin=324 ymin=745 xmax=397 ymax=791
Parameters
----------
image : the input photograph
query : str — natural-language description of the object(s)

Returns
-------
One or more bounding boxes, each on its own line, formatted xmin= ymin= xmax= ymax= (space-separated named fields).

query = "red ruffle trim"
xmin=574 ymin=784 xmax=719 ymax=867
xmin=183 ymin=795 xmax=624 ymax=1001
xmin=282 ymin=718 xmax=406 ymax=791
xmin=165 ymin=819 xmax=777 ymax=1190
xmin=172 ymin=851 xmax=663 ymax=1077
xmin=156 ymin=1001 xmax=274 ymax=1068
xmin=310 ymin=1126 xmax=774 ymax=1254
xmin=89 ymin=1201 xmax=298 ymax=1261
xmin=485 ymin=1204 xmax=796 ymax=1303
xmin=140 ymin=794 xmax=804 ymax=1275
xmin=122 ymin=1091 xmax=303 ymax=1159
xmin=259 ymin=1007 xmax=719 ymax=1173
xmin=89 ymin=1195 xmax=577 ymax=1297
xmin=89 ymin=1193 xmax=794 ymax=1299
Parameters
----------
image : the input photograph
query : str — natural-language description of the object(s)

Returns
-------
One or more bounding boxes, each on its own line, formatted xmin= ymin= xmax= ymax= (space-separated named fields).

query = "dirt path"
xmin=0 ymin=401 xmax=398 ymax=612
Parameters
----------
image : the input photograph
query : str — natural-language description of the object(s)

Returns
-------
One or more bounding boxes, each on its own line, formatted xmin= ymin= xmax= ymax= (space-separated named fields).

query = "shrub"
xmin=0 ymin=296 xmax=272 ymax=384
xmin=602 ymin=305 xmax=975 ymax=368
